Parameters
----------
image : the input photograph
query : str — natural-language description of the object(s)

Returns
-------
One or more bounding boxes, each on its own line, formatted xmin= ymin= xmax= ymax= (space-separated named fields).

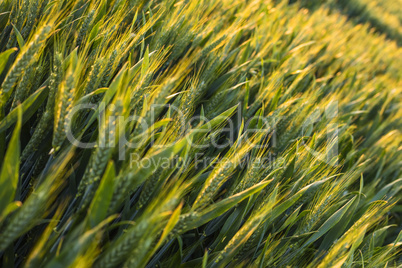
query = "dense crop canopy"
xmin=0 ymin=0 xmax=401 ymax=267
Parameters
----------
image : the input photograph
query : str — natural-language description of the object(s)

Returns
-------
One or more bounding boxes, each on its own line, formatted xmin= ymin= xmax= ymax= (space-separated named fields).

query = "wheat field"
xmin=0 ymin=0 xmax=401 ymax=267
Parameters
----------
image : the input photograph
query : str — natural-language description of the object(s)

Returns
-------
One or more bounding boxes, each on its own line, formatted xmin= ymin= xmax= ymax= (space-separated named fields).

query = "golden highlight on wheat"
xmin=0 ymin=0 xmax=401 ymax=267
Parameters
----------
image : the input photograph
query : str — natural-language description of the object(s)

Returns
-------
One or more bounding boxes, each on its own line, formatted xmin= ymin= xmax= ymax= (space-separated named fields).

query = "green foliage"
xmin=0 ymin=0 xmax=401 ymax=267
